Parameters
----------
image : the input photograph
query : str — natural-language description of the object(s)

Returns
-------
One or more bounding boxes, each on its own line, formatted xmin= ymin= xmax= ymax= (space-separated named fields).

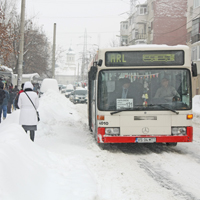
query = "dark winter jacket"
xmin=0 ymin=89 xmax=5 ymax=105
xmin=2 ymin=90 xmax=10 ymax=106
xmin=9 ymin=91 xmax=16 ymax=103
xmin=0 ymin=82 xmax=5 ymax=105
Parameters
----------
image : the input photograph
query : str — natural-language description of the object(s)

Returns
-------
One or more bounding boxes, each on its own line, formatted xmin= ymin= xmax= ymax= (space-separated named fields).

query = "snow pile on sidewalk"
xmin=0 ymin=91 xmax=97 ymax=200
xmin=193 ymin=95 xmax=200 ymax=124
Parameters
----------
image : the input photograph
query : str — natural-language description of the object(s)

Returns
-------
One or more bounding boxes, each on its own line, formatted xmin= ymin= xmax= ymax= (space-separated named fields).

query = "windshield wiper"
xmin=110 ymin=108 xmax=133 ymax=115
xmin=148 ymin=104 xmax=179 ymax=115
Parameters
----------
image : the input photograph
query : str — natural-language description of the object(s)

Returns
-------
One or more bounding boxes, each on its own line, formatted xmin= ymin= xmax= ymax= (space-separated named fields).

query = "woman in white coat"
xmin=18 ymin=81 xmax=39 ymax=142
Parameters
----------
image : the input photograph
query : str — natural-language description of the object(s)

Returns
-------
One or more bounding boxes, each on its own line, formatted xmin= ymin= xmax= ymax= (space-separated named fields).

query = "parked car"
xmin=69 ymin=92 xmax=75 ymax=102
xmin=65 ymin=89 xmax=74 ymax=98
xmin=71 ymin=87 xmax=87 ymax=104
xmin=58 ymin=84 xmax=63 ymax=91
xmin=61 ymin=85 xmax=67 ymax=93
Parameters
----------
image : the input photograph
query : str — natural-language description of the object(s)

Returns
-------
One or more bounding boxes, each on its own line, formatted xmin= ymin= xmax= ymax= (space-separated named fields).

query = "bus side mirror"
xmin=89 ymin=66 xmax=97 ymax=80
xmin=98 ymin=59 xmax=103 ymax=66
xmin=192 ymin=62 xmax=198 ymax=77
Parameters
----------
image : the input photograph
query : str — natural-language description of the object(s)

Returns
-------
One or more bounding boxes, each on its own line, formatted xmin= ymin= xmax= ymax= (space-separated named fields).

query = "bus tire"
xmin=166 ymin=142 xmax=177 ymax=146
xmin=98 ymin=143 xmax=110 ymax=150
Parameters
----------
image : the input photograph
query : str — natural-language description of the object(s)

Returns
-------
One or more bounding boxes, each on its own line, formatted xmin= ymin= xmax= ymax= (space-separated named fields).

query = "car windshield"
xmin=66 ymin=89 xmax=73 ymax=92
xmin=98 ymin=69 xmax=191 ymax=111
xmin=74 ymin=90 xmax=87 ymax=95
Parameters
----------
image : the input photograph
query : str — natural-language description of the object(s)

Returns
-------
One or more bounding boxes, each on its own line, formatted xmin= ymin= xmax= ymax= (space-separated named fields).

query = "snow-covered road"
xmin=1 ymin=91 xmax=200 ymax=200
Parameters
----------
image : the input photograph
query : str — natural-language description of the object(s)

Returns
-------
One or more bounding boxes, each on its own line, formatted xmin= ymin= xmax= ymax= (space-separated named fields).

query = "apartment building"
xmin=120 ymin=0 xmax=187 ymax=46
xmin=119 ymin=0 xmax=200 ymax=95
xmin=187 ymin=0 xmax=200 ymax=95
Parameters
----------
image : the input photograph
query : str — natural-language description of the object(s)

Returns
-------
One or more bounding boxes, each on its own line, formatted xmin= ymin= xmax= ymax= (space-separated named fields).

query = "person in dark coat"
xmin=0 ymin=81 xmax=5 ymax=105
xmin=13 ymin=84 xmax=22 ymax=110
xmin=0 ymin=82 xmax=6 ymax=123
xmin=18 ymin=82 xmax=39 ymax=142
xmin=0 ymin=83 xmax=10 ymax=122
xmin=7 ymin=88 xmax=16 ymax=113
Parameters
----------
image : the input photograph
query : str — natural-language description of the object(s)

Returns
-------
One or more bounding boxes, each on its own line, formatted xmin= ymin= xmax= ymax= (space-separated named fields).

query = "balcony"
xmin=135 ymin=33 xmax=147 ymax=40
xmin=191 ymin=34 xmax=200 ymax=44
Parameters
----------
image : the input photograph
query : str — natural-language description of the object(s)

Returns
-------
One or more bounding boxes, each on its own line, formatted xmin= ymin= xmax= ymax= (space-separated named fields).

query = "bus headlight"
xmin=171 ymin=127 xmax=186 ymax=135
xmin=105 ymin=128 xmax=120 ymax=135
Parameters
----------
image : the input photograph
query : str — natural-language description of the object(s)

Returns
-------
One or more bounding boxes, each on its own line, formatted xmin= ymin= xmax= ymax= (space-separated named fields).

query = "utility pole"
xmin=17 ymin=0 xmax=26 ymax=89
xmin=52 ymin=23 xmax=56 ymax=78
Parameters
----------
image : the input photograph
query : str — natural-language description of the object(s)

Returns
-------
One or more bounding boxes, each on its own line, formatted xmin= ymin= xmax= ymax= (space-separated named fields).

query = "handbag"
xmin=24 ymin=92 xmax=40 ymax=121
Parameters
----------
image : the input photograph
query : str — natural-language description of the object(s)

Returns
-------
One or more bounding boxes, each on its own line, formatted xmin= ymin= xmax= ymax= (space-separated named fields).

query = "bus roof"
xmin=99 ymin=44 xmax=189 ymax=52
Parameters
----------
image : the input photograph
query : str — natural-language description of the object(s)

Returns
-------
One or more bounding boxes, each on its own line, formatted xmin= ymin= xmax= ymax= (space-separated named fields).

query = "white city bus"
xmin=88 ymin=45 xmax=197 ymax=148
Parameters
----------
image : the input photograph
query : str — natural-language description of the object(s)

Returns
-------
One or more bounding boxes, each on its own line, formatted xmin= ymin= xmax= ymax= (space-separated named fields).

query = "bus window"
xmin=98 ymin=69 xmax=191 ymax=111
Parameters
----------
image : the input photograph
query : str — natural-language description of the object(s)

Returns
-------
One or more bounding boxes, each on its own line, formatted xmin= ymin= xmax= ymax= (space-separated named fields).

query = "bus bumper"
xmin=97 ymin=127 xmax=193 ymax=144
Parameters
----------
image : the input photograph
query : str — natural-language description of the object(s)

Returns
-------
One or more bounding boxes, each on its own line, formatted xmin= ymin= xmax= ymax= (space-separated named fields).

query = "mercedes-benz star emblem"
xmin=142 ymin=127 xmax=149 ymax=134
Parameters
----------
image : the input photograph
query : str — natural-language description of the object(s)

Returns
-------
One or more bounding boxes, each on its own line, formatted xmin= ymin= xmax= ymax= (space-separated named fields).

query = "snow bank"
xmin=193 ymin=95 xmax=200 ymax=124
xmin=38 ymin=90 xmax=81 ymax=130
xmin=0 ymin=91 xmax=97 ymax=200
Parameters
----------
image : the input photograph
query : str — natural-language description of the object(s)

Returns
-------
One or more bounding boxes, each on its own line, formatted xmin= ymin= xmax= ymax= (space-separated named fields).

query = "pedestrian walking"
xmin=13 ymin=83 xmax=23 ymax=110
xmin=0 ymin=82 xmax=6 ymax=123
xmin=0 ymin=83 xmax=10 ymax=122
xmin=8 ymin=88 xmax=16 ymax=113
xmin=18 ymin=82 xmax=39 ymax=142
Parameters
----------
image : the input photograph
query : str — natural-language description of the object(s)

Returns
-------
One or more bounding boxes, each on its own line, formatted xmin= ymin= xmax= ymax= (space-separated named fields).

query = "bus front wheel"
xmin=166 ymin=142 xmax=177 ymax=146
xmin=98 ymin=143 xmax=110 ymax=150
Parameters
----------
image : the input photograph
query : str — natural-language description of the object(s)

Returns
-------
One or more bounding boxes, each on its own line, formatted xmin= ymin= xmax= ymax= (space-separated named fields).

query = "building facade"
xmin=120 ymin=0 xmax=200 ymax=96
xmin=55 ymin=48 xmax=78 ymax=85
xmin=120 ymin=0 xmax=187 ymax=46
xmin=186 ymin=0 xmax=200 ymax=95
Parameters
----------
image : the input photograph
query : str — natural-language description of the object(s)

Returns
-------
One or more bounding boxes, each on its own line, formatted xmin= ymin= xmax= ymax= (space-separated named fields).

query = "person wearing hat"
xmin=18 ymin=81 xmax=39 ymax=141
xmin=154 ymin=77 xmax=180 ymax=101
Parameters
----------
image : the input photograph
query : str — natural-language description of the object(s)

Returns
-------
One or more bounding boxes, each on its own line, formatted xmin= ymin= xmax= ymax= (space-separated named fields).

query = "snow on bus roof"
xmin=99 ymin=44 xmax=189 ymax=52
xmin=21 ymin=73 xmax=40 ymax=78
xmin=13 ymin=73 xmax=40 ymax=79
xmin=0 ymin=65 xmax=13 ymax=73
xmin=127 ymin=44 xmax=188 ymax=49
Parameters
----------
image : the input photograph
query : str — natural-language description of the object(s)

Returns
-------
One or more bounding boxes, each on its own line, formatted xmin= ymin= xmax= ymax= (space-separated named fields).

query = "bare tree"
xmin=1 ymin=0 xmax=51 ymax=76
xmin=0 ymin=4 xmax=16 ymax=67
xmin=109 ymin=37 xmax=120 ymax=47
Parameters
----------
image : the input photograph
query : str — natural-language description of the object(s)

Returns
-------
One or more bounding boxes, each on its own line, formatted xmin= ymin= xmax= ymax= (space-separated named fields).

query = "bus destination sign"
xmin=105 ymin=50 xmax=184 ymax=66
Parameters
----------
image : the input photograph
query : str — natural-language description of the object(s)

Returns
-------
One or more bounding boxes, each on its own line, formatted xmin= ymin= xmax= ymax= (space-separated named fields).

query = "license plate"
xmin=136 ymin=137 xmax=156 ymax=143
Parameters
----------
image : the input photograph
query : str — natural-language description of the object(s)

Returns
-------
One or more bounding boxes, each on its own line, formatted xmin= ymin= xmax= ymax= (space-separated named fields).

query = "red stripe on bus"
xmin=97 ymin=127 xmax=193 ymax=143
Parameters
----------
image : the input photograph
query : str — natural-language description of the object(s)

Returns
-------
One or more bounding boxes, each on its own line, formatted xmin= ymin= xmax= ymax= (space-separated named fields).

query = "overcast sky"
xmin=16 ymin=0 xmax=145 ymax=64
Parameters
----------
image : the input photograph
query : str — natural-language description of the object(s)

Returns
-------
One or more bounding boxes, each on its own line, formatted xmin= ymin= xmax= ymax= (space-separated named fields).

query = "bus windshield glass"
xmin=105 ymin=50 xmax=184 ymax=66
xmin=98 ymin=69 xmax=191 ymax=111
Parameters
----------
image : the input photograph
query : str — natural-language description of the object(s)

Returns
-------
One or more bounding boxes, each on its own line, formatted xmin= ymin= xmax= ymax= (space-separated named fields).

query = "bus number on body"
xmin=99 ymin=121 xmax=109 ymax=126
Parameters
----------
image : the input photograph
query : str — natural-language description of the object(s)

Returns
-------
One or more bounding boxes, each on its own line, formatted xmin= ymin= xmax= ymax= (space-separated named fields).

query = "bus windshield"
xmin=98 ymin=69 xmax=191 ymax=111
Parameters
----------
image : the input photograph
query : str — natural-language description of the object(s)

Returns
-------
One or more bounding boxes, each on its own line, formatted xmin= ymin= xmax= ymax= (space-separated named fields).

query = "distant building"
xmin=120 ymin=0 xmax=187 ymax=45
xmin=187 ymin=0 xmax=200 ymax=95
xmin=55 ymin=47 xmax=78 ymax=85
